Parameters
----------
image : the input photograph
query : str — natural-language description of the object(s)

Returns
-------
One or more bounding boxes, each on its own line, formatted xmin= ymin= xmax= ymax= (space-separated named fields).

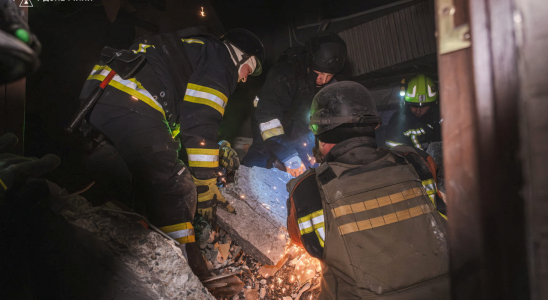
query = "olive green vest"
xmin=315 ymin=152 xmax=449 ymax=299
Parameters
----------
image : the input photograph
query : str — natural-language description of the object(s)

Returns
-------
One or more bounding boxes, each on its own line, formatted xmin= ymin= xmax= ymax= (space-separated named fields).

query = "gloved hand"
xmin=0 ymin=133 xmax=60 ymax=199
xmin=218 ymin=140 xmax=240 ymax=172
xmin=193 ymin=176 xmax=235 ymax=222
xmin=284 ymin=155 xmax=306 ymax=177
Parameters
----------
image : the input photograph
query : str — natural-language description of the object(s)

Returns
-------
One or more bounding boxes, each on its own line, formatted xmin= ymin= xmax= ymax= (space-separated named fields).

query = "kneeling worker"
xmin=287 ymin=81 xmax=449 ymax=299
xmin=78 ymin=29 xmax=264 ymax=275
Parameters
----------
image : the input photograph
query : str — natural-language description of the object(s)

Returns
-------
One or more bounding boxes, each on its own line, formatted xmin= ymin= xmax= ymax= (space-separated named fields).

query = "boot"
xmin=183 ymin=241 xmax=209 ymax=277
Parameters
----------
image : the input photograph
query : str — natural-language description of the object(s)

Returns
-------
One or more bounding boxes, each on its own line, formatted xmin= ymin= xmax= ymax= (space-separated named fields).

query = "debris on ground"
xmin=46 ymin=182 xmax=215 ymax=300
xmin=200 ymin=224 xmax=322 ymax=300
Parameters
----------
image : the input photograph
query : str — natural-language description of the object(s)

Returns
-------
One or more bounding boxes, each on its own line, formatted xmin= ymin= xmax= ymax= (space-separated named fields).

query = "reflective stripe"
xmin=385 ymin=140 xmax=403 ymax=148
xmin=421 ymin=178 xmax=447 ymax=219
xmin=298 ymin=209 xmax=326 ymax=248
xmin=132 ymin=43 xmax=154 ymax=53
xmin=407 ymin=85 xmax=416 ymax=98
xmin=332 ymin=187 xmax=426 ymax=218
xmin=315 ymin=227 xmax=325 ymax=248
xmin=339 ymin=204 xmax=433 ymax=235
xmin=182 ymin=38 xmax=204 ymax=44
xmin=187 ymin=148 xmax=219 ymax=168
xmin=87 ymin=65 xmax=165 ymax=118
xmin=0 ymin=178 xmax=7 ymax=190
xmin=159 ymin=222 xmax=195 ymax=244
xmin=298 ymin=210 xmax=324 ymax=235
xmin=403 ymin=128 xmax=425 ymax=149
xmin=260 ymin=119 xmax=285 ymax=140
xmin=184 ymin=83 xmax=228 ymax=115
xmin=260 ymin=119 xmax=282 ymax=132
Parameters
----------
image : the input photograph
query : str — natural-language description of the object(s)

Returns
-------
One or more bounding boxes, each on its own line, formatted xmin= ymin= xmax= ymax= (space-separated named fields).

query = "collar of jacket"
xmin=323 ymin=136 xmax=387 ymax=165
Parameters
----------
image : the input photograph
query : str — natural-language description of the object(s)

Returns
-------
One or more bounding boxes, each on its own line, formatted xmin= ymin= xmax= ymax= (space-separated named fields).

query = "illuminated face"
xmin=313 ymin=70 xmax=334 ymax=86
xmin=410 ymin=106 xmax=430 ymax=118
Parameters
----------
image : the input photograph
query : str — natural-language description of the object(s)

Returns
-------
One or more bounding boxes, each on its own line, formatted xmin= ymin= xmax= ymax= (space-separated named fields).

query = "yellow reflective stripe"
xmin=186 ymin=148 xmax=219 ymax=168
xmin=339 ymin=204 xmax=433 ymax=235
xmin=159 ymin=222 xmax=195 ymax=244
xmin=132 ymin=43 xmax=154 ymax=53
xmin=182 ymin=38 xmax=204 ymax=44
xmin=332 ymin=187 xmax=424 ymax=218
xmin=0 ymin=178 xmax=7 ymax=190
xmin=87 ymin=65 xmax=165 ymax=118
xmin=315 ymin=227 xmax=325 ymax=248
xmin=184 ymin=83 xmax=228 ymax=115
xmin=422 ymin=178 xmax=435 ymax=187
xmin=261 ymin=127 xmax=284 ymax=140
xmin=421 ymin=178 xmax=447 ymax=220
xmin=298 ymin=210 xmax=324 ymax=235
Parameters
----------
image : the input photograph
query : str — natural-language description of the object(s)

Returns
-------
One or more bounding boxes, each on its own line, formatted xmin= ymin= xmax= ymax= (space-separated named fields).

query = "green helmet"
xmin=404 ymin=74 xmax=438 ymax=107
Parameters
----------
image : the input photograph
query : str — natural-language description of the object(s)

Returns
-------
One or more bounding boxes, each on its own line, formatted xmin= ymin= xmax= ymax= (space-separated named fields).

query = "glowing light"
xmin=200 ymin=7 xmax=205 ymax=17
xmin=240 ymin=195 xmax=245 ymax=199
xmin=200 ymin=141 xmax=205 ymax=146
xmin=131 ymin=96 xmax=138 ymax=100
xmin=400 ymin=90 xmax=405 ymax=96
xmin=303 ymin=143 xmax=307 ymax=146
xmin=273 ymin=186 xmax=276 ymax=189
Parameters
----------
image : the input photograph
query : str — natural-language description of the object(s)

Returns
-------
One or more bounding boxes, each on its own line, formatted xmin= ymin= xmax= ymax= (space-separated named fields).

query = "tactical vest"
xmin=315 ymin=151 xmax=449 ymax=298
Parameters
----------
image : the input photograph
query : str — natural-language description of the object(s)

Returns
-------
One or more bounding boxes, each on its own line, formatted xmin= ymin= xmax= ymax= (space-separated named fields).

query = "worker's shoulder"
xmin=286 ymin=168 xmax=317 ymax=194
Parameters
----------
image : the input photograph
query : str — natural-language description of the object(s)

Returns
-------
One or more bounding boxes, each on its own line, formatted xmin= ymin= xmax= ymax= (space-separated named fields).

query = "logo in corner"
xmin=19 ymin=0 xmax=33 ymax=8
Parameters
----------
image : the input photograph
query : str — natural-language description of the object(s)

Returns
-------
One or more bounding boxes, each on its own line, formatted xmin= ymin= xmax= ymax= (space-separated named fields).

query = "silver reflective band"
xmin=259 ymin=119 xmax=282 ymax=133
xmin=166 ymin=228 xmax=194 ymax=239
xmin=185 ymin=88 xmax=227 ymax=109
xmin=187 ymin=154 xmax=219 ymax=162
xmin=298 ymin=214 xmax=324 ymax=231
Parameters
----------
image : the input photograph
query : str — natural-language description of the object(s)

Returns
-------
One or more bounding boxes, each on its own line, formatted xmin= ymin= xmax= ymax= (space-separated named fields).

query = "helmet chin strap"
xmin=224 ymin=41 xmax=254 ymax=75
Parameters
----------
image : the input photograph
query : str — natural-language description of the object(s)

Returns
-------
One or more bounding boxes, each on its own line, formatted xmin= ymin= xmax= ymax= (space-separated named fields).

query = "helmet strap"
xmin=223 ymin=41 xmax=255 ymax=75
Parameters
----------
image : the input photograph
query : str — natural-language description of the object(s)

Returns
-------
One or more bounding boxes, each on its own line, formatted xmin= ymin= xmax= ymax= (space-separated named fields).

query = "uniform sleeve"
xmin=255 ymin=64 xmax=299 ymax=163
xmin=179 ymin=37 xmax=237 ymax=170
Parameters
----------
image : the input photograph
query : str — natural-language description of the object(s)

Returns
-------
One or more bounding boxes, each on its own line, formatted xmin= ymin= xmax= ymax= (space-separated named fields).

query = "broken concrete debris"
xmin=48 ymin=184 xmax=214 ymax=300
xmin=200 ymin=227 xmax=322 ymax=300
xmin=219 ymin=166 xmax=291 ymax=265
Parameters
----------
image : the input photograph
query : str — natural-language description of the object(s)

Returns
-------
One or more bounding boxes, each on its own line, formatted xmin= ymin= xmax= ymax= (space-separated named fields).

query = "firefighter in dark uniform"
xmin=385 ymin=74 xmax=441 ymax=150
xmin=78 ymin=29 xmax=264 ymax=274
xmin=242 ymin=32 xmax=347 ymax=177
xmin=286 ymin=82 xmax=449 ymax=299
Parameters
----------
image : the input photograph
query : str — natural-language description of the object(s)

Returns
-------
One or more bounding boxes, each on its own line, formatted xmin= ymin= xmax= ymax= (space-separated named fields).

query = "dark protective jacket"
xmin=286 ymin=137 xmax=449 ymax=300
xmin=384 ymin=106 xmax=441 ymax=150
xmin=251 ymin=50 xmax=333 ymax=167
xmin=80 ymin=31 xmax=238 ymax=172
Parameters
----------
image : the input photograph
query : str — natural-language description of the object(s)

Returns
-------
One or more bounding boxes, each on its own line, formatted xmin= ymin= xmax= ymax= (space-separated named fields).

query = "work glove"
xmin=0 ymin=133 xmax=60 ymax=200
xmin=193 ymin=176 xmax=235 ymax=222
xmin=283 ymin=155 xmax=306 ymax=178
xmin=218 ymin=140 xmax=240 ymax=172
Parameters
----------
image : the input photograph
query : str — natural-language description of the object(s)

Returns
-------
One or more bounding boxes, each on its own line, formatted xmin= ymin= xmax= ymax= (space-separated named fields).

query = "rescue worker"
xmin=78 ymin=28 xmax=264 ymax=275
xmin=287 ymin=81 xmax=449 ymax=299
xmin=242 ymin=32 xmax=347 ymax=177
xmin=385 ymin=74 xmax=441 ymax=150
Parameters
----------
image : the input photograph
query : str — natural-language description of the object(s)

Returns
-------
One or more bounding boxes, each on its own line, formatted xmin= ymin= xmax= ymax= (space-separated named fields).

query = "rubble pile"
xmin=48 ymin=184 xmax=215 ymax=300
xmin=200 ymin=226 xmax=322 ymax=300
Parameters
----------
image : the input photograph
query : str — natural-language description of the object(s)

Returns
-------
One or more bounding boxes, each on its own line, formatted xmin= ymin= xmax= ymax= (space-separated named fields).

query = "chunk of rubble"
xmin=45 ymin=186 xmax=214 ymax=300
xmin=219 ymin=166 xmax=291 ymax=265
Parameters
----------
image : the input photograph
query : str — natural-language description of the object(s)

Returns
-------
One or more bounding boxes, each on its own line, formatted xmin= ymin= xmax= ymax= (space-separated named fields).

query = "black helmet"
xmin=0 ymin=0 xmax=41 ymax=85
xmin=221 ymin=28 xmax=265 ymax=76
xmin=310 ymin=82 xmax=381 ymax=142
xmin=306 ymin=32 xmax=347 ymax=74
